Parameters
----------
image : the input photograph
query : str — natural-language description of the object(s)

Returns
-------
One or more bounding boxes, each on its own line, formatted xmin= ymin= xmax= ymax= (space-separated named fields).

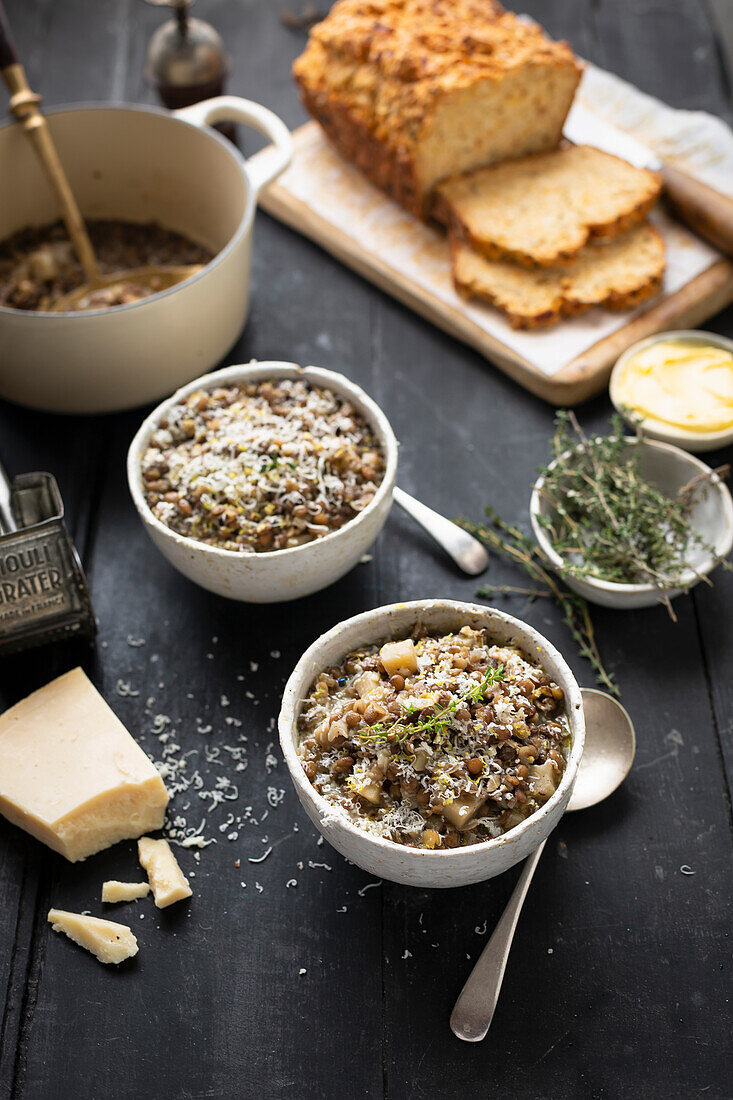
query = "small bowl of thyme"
xmin=529 ymin=413 xmax=733 ymax=613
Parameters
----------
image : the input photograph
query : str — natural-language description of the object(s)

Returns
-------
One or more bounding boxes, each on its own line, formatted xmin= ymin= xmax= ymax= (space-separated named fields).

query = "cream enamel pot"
xmin=0 ymin=97 xmax=292 ymax=414
xmin=279 ymin=600 xmax=585 ymax=889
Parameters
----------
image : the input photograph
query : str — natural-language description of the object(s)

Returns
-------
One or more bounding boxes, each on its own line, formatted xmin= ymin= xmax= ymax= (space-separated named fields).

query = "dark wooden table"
xmin=1 ymin=3 xmax=732 ymax=1098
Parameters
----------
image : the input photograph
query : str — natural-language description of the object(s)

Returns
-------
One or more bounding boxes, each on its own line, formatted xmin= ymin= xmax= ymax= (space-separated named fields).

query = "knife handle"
xmin=662 ymin=164 xmax=733 ymax=259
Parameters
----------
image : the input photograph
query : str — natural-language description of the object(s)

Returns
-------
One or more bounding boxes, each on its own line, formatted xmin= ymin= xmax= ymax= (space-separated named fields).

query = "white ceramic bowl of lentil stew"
xmin=127 ymin=361 xmax=398 ymax=602
xmin=279 ymin=599 xmax=585 ymax=888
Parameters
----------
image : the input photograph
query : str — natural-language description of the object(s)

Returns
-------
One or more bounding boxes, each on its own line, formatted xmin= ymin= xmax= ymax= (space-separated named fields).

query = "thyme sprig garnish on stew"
xmin=357 ymin=662 xmax=505 ymax=746
xmin=536 ymin=411 xmax=731 ymax=617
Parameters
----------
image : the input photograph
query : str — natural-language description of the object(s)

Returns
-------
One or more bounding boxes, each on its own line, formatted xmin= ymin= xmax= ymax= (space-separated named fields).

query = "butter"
xmin=47 ymin=909 xmax=138 ymax=965
xmin=615 ymin=340 xmax=733 ymax=433
xmin=0 ymin=668 xmax=169 ymax=862
xmin=102 ymin=881 xmax=151 ymax=903
xmin=138 ymin=836 xmax=192 ymax=908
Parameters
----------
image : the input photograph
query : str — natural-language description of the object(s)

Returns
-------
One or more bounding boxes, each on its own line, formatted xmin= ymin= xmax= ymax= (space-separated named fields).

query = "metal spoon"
xmin=50 ymin=264 xmax=204 ymax=312
xmin=450 ymin=688 xmax=636 ymax=1042
xmin=393 ymin=487 xmax=489 ymax=576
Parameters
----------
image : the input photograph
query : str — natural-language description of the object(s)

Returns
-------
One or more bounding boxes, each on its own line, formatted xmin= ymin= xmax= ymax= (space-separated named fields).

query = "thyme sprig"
xmin=459 ymin=509 xmax=618 ymax=697
xmin=458 ymin=411 xmax=732 ymax=696
xmin=357 ymin=662 xmax=505 ymax=746
xmin=537 ymin=411 xmax=731 ymax=618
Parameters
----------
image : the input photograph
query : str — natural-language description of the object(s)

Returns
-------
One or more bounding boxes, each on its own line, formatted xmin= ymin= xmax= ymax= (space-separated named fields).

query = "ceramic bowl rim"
xmin=530 ymin=434 xmax=733 ymax=596
xmin=0 ymin=102 xmax=253 ymax=320
xmin=278 ymin=598 xmax=585 ymax=865
xmin=609 ymin=329 xmax=733 ymax=448
xmin=126 ymin=360 xmax=399 ymax=564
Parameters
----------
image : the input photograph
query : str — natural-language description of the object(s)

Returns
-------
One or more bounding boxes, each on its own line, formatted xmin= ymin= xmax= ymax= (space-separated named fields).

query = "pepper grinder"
xmin=143 ymin=0 xmax=234 ymax=141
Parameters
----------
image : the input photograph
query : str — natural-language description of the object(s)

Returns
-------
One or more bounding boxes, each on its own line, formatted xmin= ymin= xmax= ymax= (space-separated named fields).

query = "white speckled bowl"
xmin=530 ymin=436 xmax=733 ymax=610
xmin=610 ymin=330 xmax=733 ymax=453
xmin=127 ymin=362 xmax=398 ymax=602
xmin=279 ymin=599 xmax=585 ymax=889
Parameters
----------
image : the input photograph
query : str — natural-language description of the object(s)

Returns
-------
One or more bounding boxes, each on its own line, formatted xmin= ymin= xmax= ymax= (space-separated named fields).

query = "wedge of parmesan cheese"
xmin=0 ymin=668 xmax=169 ymax=862
xmin=102 ymin=881 xmax=151 ymax=904
xmin=138 ymin=836 xmax=192 ymax=908
xmin=47 ymin=909 xmax=138 ymax=965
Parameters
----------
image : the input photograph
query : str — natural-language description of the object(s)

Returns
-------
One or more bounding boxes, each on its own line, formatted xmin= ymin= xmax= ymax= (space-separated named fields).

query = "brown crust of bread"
xmin=450 ymin=225 xmax=666 ymax=329
xmin=435 ymin=145 xmax=663 ymax=267
xmin=442 ymin=191 xmax=661 ymax=268
xmin=297 ymin=85 xmax=423 ymax=216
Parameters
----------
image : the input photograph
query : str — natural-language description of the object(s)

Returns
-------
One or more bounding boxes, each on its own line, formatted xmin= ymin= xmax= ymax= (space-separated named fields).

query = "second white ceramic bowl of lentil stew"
xmin=279 ymin=599 xmax=585 ymax=888
xmin=127 ymin=361 xmax=398 ymax=602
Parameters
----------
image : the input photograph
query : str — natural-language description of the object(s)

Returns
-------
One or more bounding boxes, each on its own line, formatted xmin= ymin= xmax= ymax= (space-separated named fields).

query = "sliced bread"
xmin=435 ymin=145 xmax=662 ymax=267
xmin=451 ymin=221 xmax=666 ymax=329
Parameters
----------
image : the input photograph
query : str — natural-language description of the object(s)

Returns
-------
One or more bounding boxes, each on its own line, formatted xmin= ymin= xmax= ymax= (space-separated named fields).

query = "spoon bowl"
xmin=51 ymin=263 xmax=205 ymax=312
xmin=568 ymin=689 xmax=635 ymax=812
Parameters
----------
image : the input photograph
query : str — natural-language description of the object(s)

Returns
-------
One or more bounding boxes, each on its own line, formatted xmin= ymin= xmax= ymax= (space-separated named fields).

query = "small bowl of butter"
xmin=610 ymin=330 xmax=733 ymax=453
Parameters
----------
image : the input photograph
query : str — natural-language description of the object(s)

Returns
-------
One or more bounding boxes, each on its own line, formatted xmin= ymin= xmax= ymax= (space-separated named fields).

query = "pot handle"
xmin=173 ymin=96 xmax=293 ymax=197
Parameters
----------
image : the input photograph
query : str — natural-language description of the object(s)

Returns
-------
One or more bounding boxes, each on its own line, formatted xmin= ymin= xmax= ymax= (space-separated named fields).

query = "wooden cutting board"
xmin=255 ymin=122 xmax=733 ymax=406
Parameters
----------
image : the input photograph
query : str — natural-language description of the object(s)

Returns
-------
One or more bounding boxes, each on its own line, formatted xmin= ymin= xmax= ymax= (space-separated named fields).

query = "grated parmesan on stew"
xmin=297 ymin=625 xmax=570 ymax=849
xmin=141 ymin=379 xmax=385 ymax=552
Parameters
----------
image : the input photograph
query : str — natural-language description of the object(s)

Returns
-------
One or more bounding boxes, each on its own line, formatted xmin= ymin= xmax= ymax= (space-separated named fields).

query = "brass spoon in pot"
xmin=450 ymin=688 xmax=636 ymax=1042
xmin=0 ymin=2 xmax=202 ymax=312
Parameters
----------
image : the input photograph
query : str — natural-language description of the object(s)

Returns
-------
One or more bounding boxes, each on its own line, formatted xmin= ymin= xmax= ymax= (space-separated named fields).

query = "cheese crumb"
xmin=102 ymin=881 xmax=151 ymax=904
xmin=138 ymin=836 xmax=192 ymax=908
xmin=48 ymin=908 xmax=138 ymax=965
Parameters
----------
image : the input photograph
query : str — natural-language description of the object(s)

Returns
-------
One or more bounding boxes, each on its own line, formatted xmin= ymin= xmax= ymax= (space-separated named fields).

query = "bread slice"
xmin=293 ymin=0 xmax=582 ymax=217
xmin=435 ymin=145 xmax=662 ymax=267
xmin=451 ymin=221 xmax=665 ymax=329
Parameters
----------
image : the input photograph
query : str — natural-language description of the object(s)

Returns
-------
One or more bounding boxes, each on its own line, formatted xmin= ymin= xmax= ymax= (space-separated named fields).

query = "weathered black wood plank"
xmin=0 ymin=0 xmax=732 ymax=1098
xmin=591 ymin=0 xmax=732 ymax=122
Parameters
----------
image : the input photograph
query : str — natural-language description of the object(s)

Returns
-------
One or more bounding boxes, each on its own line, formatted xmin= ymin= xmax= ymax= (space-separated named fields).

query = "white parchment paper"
xmin=262 ymin=63 xmax=733 ymax=376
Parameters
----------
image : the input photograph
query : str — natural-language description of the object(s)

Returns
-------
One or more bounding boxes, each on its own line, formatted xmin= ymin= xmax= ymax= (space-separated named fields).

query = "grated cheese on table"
xmin=114 ymin=685 xmax=289 ymax=852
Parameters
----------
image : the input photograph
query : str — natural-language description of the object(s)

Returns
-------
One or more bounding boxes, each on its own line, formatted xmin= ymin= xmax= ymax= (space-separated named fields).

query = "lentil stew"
xmin=297 ymin=624 xmax=570 ymax=849
xmin=141 ymin=378 xmax=385 ymax=552
xmin=0 ymin=218 xmax=213 ymax=311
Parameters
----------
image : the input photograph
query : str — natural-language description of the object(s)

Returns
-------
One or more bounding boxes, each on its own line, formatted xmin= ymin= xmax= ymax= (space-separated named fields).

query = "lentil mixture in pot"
xmin=142 ymin=379 xmax=385 ymax=552
xmin=0 ymin=219 xmax=213 ymax=311
xmin=297 ymin=625 xmax=570 ymax=849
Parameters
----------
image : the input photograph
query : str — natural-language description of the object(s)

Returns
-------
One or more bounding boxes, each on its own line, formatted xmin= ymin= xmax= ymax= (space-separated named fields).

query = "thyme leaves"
xmin=357 ymin=662 xmax=506 ymax=746
xmin=538 ymin=411 xmax=731 ymax=617
xmin=459 ymin=411 xmax=732 ymax=697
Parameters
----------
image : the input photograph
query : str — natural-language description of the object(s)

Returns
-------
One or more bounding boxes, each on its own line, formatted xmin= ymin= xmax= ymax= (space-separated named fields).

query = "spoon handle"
xmin=450 ymin=839 xmax=546 ymax=1042
xmin=0 ymin=1 xmax=98 ymax=281
xmin=392 ymin=486 xmax=489 ymax=576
